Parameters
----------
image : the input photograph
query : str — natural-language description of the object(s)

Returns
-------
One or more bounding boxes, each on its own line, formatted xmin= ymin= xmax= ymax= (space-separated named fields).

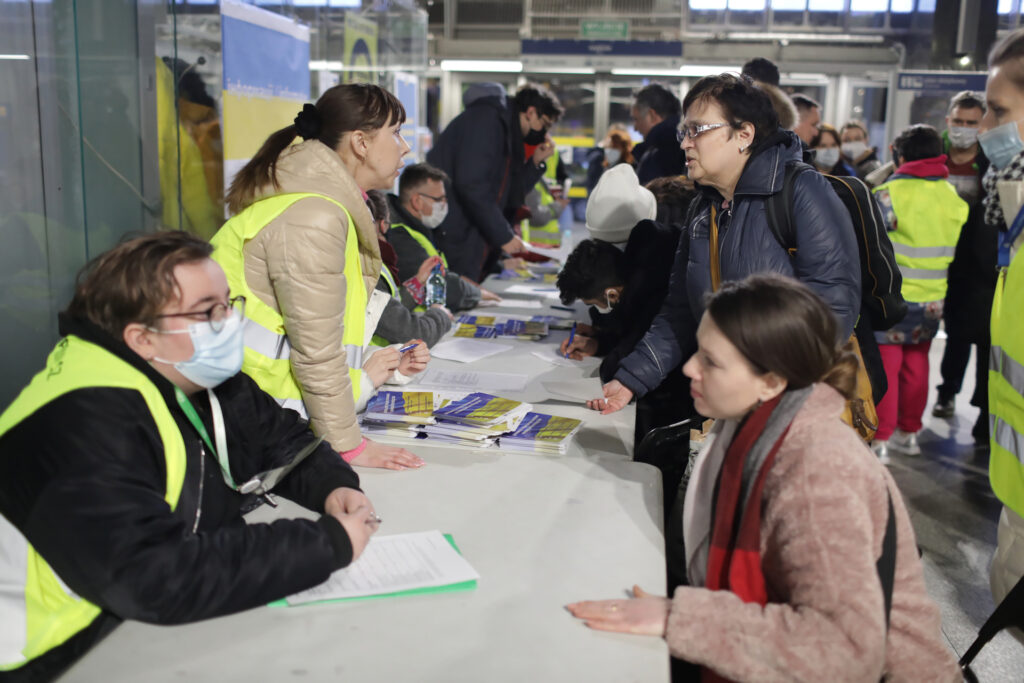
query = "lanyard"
xmin=174 ymin=387 xmax=239 ymax=489
xmin=1000 ymin=202 xmax=1024 ymax=268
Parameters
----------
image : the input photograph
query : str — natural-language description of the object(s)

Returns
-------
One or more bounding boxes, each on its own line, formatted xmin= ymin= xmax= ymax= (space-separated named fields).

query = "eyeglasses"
xmin=154 ymin=296 xmax=247 ymax=333
xmin=677 ymin=122 xmax=730 ymax=143
xmin=418 ymin=192 xmax=446 ymax=203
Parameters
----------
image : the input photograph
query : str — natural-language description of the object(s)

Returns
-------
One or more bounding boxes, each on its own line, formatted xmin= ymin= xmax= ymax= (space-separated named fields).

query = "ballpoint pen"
xmin=399 ymin=343 xmax=418 ymax=353
xmin=551 ymin=304 xmax=575 ymax=312
xmin=565 ymin=322 xmax=576 ymax=359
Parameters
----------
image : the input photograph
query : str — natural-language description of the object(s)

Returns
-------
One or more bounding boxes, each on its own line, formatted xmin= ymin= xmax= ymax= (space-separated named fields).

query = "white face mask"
xmin=604 ymin=148 xmax=621 ymax=165
xmin=815 ymin=147 xmax=840 ymax=169
xmin=841 ymin=141 xmax=868 ymax=160
xmin=592 ymin=289 xmax=617 ymax=315
xmin=948 ymin=126 xmax=979 ymax=150
xmin=420 ymin=199 xmax=449 ymax=229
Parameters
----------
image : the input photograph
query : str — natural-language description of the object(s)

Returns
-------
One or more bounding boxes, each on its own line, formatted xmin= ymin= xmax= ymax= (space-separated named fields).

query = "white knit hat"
xmin=585 ymin=164 xmax=658 ymax=243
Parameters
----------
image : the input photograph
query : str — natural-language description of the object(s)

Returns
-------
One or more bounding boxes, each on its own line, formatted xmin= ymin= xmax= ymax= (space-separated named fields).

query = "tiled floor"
xmin=887 ymin=336 xmax=1024 ymax=679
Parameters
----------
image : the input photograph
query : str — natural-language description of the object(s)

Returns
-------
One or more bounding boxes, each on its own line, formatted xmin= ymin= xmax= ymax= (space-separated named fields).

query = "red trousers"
xmin=876 ymin=341 xmax=932 ymax=441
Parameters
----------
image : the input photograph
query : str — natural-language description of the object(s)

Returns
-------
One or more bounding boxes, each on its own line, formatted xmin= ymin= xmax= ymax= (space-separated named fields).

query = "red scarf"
xmin=703 ymin=395 xmax=790 ymax=683
xmin=378 ymin=238 xmax=400 ymax=281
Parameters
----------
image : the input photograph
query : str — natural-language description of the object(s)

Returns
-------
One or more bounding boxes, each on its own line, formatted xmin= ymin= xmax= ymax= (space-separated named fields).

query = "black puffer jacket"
xmin=426 ymin=83 xmax=545 ymax=280
xmin=616 ymin=130 xmax=862 ymax=398
xmin=0 ymin=315 xmax=361 ymax=681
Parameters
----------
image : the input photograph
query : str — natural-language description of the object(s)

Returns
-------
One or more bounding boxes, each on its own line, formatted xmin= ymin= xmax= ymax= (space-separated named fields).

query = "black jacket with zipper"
xmin=0 ymin=314 xmax=361 ymax=682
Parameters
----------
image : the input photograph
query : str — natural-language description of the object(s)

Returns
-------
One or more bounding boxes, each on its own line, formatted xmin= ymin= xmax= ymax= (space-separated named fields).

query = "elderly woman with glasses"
xmin=591 ymin=73 xmax=862 ymax=417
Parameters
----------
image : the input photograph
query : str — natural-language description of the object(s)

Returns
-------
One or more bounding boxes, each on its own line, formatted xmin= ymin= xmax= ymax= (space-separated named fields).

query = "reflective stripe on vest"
xmin=211 ymin=193 xmax=367 ymax=408
xmin=989 ymin=256 xmax=1024 ymax=518
xmin=389 ymin=223 xmax=449 ymax=270
xmin=873 ymin=177 xmax=968 ymax=303
xmin=0 ymin=336 xmax=186 ymax=670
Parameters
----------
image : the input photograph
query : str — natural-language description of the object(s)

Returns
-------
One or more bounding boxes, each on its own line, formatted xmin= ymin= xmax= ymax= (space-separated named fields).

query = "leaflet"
xmin=414 ymin=369 xmax=529 ymax=393
xmin=430 ymin=338 xmax=512 ymax=363
xmin=284 ymin=531 xmax=479 ymax=605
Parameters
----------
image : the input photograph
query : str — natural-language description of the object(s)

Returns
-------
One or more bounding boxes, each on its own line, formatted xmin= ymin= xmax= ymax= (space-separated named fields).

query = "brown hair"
xmin=65 ymin=231 xmax=213 ymax=339
xmin=840 ymin=119 xmax=869 ymax=140
xmin=226 ymin=83 xmax=406 ymax=215
xmin=604 ymin=129 xmax=634 ymax=167
xmin=989 ymin=27 xmax=1024 ymax=89
xmin=365 ymin=189 xmax=389 ymax=225
xmin=810 ymin=123 xmax=842 ymax=148
xmin=682 ymin=73 xmax=779 ymax=148
xmin=704 ymin=273 xmax=858 ymax=399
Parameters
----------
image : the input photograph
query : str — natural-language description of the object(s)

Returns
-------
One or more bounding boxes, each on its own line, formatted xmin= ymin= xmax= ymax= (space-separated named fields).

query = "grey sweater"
xmin=371 ymin=277 xmax=451 ymax=348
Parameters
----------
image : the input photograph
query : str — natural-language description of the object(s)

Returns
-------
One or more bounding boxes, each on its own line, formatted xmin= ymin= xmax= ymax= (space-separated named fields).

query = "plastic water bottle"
xmin=426 ymin=263 xmax=446 ymax=306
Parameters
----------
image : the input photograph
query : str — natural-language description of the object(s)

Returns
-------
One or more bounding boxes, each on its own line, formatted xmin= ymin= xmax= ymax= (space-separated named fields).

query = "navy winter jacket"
xmin=426 ymin=83 xmax=544 ymax=279
xmin=634 ymin=115 xmax=686 ymax=185
xmin=615 ymin=130 xmax=862 ymax=398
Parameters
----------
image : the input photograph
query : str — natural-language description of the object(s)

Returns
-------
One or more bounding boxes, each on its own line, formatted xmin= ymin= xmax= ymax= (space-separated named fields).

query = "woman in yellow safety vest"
xmin=211 ymin=83 xmax=425 ymax=471
xmin=977 ymin=27 xmax=1024 ymax=642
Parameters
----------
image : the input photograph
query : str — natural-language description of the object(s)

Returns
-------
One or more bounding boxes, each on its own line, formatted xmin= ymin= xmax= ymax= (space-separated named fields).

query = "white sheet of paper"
xmin=542 ymin=378 xmax=604 ymax=402
xmin=520 ymin=243 xmax=564 ymax=262
xmin=492 ymin=298 xmax=543 ymax=309
xmin=430 ymin=338 xmax=512 ymax=363
xmin=503 ymin=284 xmax=561 ymax=300
xmin=285 ymin=531 xmax=479 ymax=605
xmin=531 ymin=350 xmax=600 ymax=369
xmin=414 ymin=368 xmax=529 ymax=393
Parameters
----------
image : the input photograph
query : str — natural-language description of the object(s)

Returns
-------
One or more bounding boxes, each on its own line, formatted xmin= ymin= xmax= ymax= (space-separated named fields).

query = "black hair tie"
xmin=294 ymin=103 xmax=322 ymax=140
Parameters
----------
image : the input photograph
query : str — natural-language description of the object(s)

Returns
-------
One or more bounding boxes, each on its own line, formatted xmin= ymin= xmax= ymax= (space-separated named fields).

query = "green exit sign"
xmin=580 ymin=20 xmax=630 ymax=40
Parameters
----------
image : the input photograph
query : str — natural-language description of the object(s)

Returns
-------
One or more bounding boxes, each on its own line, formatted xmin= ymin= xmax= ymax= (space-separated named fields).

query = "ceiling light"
xmin=440 ymin=60 xmax=523 ymax=73
xmin=309 ymin=60 xmax=343 ymax=70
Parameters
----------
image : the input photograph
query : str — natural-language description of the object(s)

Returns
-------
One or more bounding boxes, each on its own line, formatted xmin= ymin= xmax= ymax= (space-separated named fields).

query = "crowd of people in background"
xmin=7 ymin=25 xmax=1024 ymax=683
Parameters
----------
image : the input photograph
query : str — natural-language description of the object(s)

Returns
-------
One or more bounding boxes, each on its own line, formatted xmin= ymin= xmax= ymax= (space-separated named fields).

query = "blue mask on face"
xmin=978 ymin=120 xmax=1024 ymax=170
xmin=152 ymin=314 xmax=245 ymax=388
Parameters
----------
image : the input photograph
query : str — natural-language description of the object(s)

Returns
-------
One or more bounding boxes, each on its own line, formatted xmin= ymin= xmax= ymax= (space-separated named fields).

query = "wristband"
xmin=340 ymin=437 xmax=368 ymax=463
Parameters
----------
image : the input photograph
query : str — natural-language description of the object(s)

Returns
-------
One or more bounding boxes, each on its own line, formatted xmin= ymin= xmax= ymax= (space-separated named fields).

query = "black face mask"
xmin=523 ymin=126 xmax=547 ymax=145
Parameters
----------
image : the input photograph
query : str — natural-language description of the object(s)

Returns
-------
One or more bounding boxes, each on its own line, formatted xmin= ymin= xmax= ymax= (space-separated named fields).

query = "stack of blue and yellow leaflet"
xmin=454 ymin=315 xmax=551 ymax=341
xmin=499 ymin=412 xmax=584 ymax=455
xmin=360 ymin=390 xmax=436 ymax=443
xmin=423 ymin=392 xmax=532 ymax=446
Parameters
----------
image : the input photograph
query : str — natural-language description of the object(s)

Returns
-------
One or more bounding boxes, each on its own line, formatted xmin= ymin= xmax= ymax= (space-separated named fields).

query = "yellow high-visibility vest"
xmin=873 ymin=177 xmax=968 ymax=303
xmin=211 ymin=193 xmax=368 ymax=414
xmin=0 ymin=336 xmax=186 ymax=671
xmin=990 ymin=246 xmax=1024 ymax=518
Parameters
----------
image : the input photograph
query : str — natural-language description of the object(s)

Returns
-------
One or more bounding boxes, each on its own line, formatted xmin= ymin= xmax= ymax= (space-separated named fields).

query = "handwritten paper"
xmin=431 ymin=338 xmax=512 ymax=363
xmin=285 ymin=531 xmax=479 ymax=605
xmin=414 ymin=369 xmax=529 ymax=393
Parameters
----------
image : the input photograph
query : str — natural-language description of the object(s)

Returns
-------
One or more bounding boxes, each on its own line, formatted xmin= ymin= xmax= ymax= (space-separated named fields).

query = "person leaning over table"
xmin=590 ymin=73 xmax=861 ymax=416
xmin=211 ymin=82 xmax=424 ymax=471
xmin=567 ymin=274 xmax=960 ymax=683
xmin=0 ymin=232 xmax=380 ymax=682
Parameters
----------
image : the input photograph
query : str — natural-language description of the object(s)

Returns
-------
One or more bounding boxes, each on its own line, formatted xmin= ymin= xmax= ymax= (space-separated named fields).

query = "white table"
xmin=59 ymin=278 xmax=670 ymax=683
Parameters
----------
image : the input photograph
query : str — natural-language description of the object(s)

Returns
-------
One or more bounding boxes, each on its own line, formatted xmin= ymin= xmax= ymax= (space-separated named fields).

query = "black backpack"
xmin=765 ymin=162 xmax=908 ymax=331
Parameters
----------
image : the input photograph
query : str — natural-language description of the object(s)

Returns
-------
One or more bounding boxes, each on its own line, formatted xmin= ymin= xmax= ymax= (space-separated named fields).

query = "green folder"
xmin=269 ymin=534 xmax=477 ymax=608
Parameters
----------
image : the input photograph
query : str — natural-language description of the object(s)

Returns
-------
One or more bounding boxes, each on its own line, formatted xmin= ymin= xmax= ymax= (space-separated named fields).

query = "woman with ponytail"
xmin=568 ymin=274 xmax=958 ymax=682
xmin=211 ymin=83 xmax=425 ymax=471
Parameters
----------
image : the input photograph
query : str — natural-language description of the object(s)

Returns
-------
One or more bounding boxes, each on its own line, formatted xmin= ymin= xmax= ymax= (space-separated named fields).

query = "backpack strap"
xmin=765 ymin=162 xmax=815 ymax=254
xmin=959 ymin=558 xmax=1024 ymax=676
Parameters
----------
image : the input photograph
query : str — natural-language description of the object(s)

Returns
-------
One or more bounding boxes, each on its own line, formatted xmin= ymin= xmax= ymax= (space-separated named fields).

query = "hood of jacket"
xmin=254 ymin=139 xmax=380 ymax=263
xmin=893 ymin=154 xmax=950 ymax=179
xmin=695 ymin=129 xmax=804 ymax=201
xmin=757 ymin=82 xmax=799 ymax=131
xmin=463 ymin=82 xmax=508 ymax=109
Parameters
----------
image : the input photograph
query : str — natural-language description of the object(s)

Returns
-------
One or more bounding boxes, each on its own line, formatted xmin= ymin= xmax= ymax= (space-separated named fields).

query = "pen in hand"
xmin=398 ymin=343 xmax=418 ymax=353
xmin=565 ymin=322 xmax=577 ymax=359
xmin=366 ymin=512 xmax=382 ymax=528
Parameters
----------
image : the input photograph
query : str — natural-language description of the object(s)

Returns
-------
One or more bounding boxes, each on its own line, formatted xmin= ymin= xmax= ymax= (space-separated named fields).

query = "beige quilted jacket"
xmin=240 ymin=140 xmax=381 ymax=452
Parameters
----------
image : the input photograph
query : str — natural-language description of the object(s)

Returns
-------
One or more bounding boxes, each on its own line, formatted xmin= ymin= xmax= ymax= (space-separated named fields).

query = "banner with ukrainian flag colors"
xmin=220 ymin=0 xmax=310 ymax=197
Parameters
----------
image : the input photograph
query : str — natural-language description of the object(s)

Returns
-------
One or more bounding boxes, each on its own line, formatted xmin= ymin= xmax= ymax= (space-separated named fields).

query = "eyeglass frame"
xmin=676 ymin=122 xmax=732 ymax=143
xmin=417 ymin=191 xmax=447 ymax=203
xmin=153 ymin=295 xmax=247 ymax=333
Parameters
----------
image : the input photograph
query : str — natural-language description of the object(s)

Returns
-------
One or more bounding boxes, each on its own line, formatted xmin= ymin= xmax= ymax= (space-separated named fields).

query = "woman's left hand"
xmin=565 ymin=585 xmax=670 ymax=636
xmin=397 ymin=340 xmax=430 ymax=376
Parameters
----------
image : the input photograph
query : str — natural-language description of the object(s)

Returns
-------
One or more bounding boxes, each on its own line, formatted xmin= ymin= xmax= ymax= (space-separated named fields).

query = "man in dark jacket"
xmin=0 ymin=232 xmax=377 ymax=681
xmin=386 ymin=163 xmax=488 ymax=312
xmin=631 ymin=83 xmax=686 ymax=184
xmin=594 ymin=129 xmax=861 ymax=414
xmin=426 ymin=83 xmax=562 ymax=281
xmin=932 ymin=91 xmax=997 ymax=443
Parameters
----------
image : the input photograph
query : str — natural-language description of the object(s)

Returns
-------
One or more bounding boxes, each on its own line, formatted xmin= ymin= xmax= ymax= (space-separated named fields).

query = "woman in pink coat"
xmin=568 ymin=274 xmax=959 ymax=682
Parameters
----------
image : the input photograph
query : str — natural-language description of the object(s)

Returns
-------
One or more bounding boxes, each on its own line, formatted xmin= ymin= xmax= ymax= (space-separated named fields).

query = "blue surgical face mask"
xmin=978 ymin=120 xmax=1024 ymax=170
xmin=151 ymin=314 xmax=245 ymax=388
